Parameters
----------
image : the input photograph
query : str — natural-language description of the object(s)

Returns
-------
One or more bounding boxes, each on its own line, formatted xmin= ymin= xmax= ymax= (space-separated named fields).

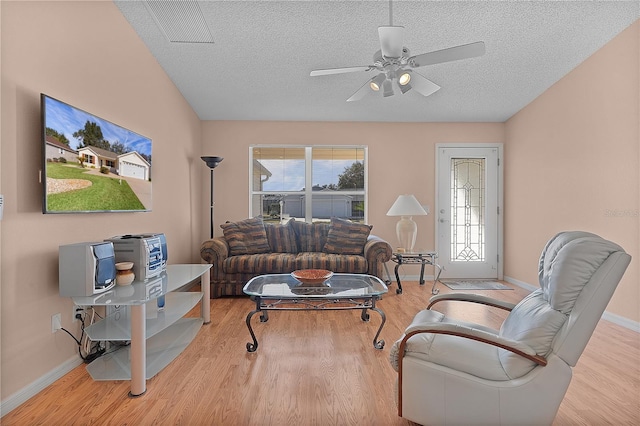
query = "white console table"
xmin=72 ymin=264 xmax=211 ymax=397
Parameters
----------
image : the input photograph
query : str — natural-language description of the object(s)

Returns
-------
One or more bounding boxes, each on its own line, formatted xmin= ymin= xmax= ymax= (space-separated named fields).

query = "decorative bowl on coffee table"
xmin=291 ymin=269 xmax=333 ymax=286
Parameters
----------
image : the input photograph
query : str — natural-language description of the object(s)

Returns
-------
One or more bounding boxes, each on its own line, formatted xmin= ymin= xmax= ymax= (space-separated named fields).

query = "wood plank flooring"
xmin=3 ymin=280 xmax=639 ymax=425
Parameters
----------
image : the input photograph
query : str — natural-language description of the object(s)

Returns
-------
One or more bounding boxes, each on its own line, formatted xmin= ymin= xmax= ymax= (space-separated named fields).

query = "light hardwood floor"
xmin=3 ymin=280 xmax=639 ymax=425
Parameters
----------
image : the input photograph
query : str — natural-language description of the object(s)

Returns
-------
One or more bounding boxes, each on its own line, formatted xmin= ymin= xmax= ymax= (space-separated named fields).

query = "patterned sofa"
xmin=200 ymin=216 xmax=393 ymax=298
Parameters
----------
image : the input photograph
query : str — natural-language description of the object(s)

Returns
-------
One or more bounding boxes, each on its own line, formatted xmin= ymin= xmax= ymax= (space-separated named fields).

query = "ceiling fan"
xmin=310 ymin=1 xmax=485 ymax=102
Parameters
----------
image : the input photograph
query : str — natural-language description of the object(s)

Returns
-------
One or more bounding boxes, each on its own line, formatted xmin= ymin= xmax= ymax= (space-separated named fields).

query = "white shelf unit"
xmin=84 ymin=292 xmax=202 ymax=341
xmin=84 ymin=292 xmax=203 ymax=381
xmin=71 ymin=264 xmax=211 ymax=395
xmin=86 ymin=317 xmax=203 ymax=381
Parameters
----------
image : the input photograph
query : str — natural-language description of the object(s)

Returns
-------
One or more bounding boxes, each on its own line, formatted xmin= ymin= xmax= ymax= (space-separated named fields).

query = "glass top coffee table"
xmin=243 ymin=273 xmax=388 ymax=352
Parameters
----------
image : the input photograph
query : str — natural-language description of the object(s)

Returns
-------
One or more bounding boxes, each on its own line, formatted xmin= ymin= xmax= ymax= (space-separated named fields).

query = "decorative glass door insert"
xmin=436 ymin=146 xmax=502 ymax=279
xmin=451 ymin=158 xmax=485 ymax=262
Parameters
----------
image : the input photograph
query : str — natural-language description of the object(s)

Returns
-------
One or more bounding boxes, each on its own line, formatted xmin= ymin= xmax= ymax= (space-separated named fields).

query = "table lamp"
xmin=386 ymin=194 xmax=428 ymax=252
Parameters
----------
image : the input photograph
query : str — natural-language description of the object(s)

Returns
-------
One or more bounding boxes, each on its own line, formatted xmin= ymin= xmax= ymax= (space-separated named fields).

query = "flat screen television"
xmin=41 ymin=94 xmax=152 ymax=213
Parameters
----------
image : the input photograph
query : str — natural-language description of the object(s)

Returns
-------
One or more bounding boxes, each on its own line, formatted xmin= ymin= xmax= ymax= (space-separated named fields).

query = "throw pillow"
xmin=220 ymin=217 xmax=271 ymax=256
xmin=323 ymin=217 xmax=372 ymax=255
xmin=291 ymin=220 xmax=331 ymax=252
xmin=264 ymin=220 xmax=298 ymax=253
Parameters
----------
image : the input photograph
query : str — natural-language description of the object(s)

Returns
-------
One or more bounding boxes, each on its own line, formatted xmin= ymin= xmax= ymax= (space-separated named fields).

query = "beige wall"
xmin=504 ymin=21 xmax=639 ymax=322
xmin=1 ymin=0 xmax=637 ymax=413
xmin=1 ymin=1 xmax=203 ymax=399
xmin=201 ymin=121 xmax=504 ymax=251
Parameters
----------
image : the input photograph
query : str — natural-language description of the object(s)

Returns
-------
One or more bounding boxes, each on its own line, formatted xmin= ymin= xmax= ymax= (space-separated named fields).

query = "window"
xmin=250 ymin=146 xmax=367 ymax=223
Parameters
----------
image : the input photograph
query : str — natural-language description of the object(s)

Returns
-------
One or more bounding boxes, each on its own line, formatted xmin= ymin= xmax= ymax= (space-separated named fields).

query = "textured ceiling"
xmin=115 ymin=1 xmax=639 ymax=122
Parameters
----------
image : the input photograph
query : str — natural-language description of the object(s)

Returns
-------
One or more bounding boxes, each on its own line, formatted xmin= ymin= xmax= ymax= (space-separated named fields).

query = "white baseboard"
xmin=0 ymin=355 xmax=83 ymax=417
xmin=504 ymin=275 xmax=538 ymax=292
xmin=505 ymin=275 xmax=640 ymax=333
xmin=600 ymin=311 xmax=640 ymax=333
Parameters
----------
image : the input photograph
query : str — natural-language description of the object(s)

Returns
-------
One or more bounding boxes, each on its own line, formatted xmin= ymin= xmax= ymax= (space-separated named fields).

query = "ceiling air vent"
xmin=143 ymin=0 xmax=214 ymax=44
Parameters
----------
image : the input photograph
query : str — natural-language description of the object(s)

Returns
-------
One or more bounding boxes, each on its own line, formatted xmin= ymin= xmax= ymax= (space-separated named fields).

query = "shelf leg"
xmin=202 ymin=267 xmax=211 ymax=324
xmin=129 ymin=304 xmax=146 ymax=397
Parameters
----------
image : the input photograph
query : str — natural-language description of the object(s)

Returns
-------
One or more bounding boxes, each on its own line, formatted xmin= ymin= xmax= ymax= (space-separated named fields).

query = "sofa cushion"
xmin=295 ymin=252 xmax=368 ymax=273
xmin=264 ymin=220 xmax=298 ymax=253
xmin=220 ymin=217 xmax=271 ymax=256
xmin=291 ymin=220 xmax=331 ymax=252
xmin=224 ymin=253 xmax=298 ymax=274
xmin=323 ymin=217 xmax=372 ymax=255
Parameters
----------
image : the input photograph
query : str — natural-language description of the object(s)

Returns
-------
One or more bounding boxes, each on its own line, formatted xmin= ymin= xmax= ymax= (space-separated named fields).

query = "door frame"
xmin=434 ymin=143 xmax=504 ymax=280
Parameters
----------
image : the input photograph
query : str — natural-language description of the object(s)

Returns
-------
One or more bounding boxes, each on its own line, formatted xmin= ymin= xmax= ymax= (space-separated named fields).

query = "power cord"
xmin=60 ymin=306 xmax=106 ymax=363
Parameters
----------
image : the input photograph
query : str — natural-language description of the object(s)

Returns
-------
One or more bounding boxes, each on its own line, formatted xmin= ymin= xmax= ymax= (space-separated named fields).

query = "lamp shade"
xmin=386 ymin=195 xmax=427 ymax=252
xmin=386 ymin=194 xmax=428 ymax=216
xmin=201 ymin=156 xmax=223 ymax=169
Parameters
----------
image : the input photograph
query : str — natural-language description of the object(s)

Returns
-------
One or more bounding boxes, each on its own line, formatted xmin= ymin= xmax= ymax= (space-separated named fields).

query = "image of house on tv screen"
xmin=42 ymin=95 xmax=152 ymax=213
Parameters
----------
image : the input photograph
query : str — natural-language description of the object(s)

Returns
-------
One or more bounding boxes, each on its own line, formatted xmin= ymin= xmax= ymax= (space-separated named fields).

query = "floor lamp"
xmin=201 ymin=156 xmax=223 ymax=239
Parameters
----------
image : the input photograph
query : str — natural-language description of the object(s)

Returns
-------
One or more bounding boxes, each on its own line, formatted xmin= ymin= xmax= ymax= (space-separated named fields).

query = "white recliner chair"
xmin=389 ymin=231 xmax=631 ymax=425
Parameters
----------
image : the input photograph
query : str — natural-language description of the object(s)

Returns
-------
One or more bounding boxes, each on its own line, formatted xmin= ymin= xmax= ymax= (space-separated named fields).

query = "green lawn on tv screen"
xmin=46 ymin=163 xmax=145 ymax=211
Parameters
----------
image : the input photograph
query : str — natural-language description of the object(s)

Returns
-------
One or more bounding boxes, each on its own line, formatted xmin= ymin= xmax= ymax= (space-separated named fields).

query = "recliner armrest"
xmin=427 ymin=293 xmax=516 ymax=312
xmin=393 ymin=322 xmax=548 ymax=419
xmin=401 ymin=322 xmax=547 ymax=366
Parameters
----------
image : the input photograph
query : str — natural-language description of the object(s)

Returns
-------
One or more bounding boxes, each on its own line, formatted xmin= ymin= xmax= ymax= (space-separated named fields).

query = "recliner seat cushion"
xmin=390 ymin=309 xmax=513 ymax=381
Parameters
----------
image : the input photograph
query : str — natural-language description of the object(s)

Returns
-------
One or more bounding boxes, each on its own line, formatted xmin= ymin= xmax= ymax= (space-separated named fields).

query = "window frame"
xmin=249 ymin=145 xmax=368 ymax=223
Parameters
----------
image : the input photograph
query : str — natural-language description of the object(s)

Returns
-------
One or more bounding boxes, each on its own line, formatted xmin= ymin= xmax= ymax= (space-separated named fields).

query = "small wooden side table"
xmin=390 ymin=251 xmax=443 ymax=295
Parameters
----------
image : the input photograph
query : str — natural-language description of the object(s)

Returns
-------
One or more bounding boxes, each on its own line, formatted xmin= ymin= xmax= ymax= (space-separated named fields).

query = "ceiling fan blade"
xmin=310 ymin=66 xmax=372 ymax=77
xmin=410 ymin=41 xmax=485 ymax=68
xmin=378 ymin=26 xmax=404 ymax=58
xmin=346 ymin=79 xmax=374 ymax=102
xmin=410 ymin=72 xmax=441 ymax=97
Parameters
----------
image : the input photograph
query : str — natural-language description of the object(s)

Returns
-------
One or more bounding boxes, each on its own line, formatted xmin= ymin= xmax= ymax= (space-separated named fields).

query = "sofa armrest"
xmin=200 ymin=237 xmax=230 ymax=282
xmin=364 ymin=235 xmax=392 ymax=280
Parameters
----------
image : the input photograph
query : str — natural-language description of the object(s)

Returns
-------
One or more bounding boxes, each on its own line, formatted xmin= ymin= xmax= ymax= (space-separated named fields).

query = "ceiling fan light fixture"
xmin=383 ymin=79 xmax=394 ymax=97
xmin=398 ymin=70 xmax=411 ymax=86
xmin=399 ymin=81 xmax=412 ymax=94
xmin=370 ymin=73 xmax=386 ymax=91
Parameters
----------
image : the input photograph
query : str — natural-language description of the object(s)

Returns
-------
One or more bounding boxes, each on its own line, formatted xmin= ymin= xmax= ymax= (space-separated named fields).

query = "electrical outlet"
xmin=73 ymin=304 xmax=84 ymax=323
xmin=51 ymin=313 xmax=62 ymax=333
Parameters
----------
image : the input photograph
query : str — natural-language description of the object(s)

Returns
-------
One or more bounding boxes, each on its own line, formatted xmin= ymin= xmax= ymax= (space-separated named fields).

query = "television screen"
xmin=41 ymin=94 xmax=152 ymax=213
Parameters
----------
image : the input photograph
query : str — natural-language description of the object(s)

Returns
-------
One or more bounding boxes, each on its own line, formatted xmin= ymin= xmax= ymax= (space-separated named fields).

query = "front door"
xmin=436 ymin=145 xmax=502 ymax=279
